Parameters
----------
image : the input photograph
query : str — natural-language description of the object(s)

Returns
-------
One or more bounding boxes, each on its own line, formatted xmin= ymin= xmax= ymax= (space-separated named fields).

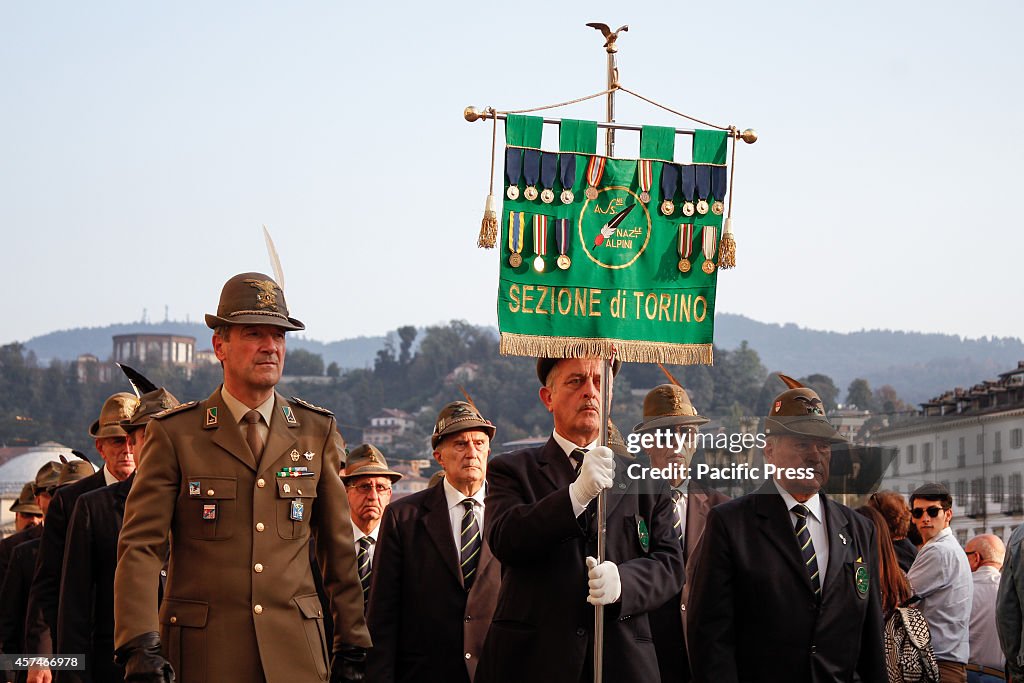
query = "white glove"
xmin=586 ymin=556 xmax=621 ymax=605
xmin=568 ymin=445 xmax=615 ymax=510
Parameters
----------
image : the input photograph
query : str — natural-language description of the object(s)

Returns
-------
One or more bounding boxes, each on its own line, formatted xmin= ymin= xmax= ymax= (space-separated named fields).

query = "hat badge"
xmin=243 ymin=279 xmax=279 ymax=310
xmin=367 ymin=451 xmax=380 ymax=464
xmin=794 ymin=396 xmax=824 ymax=415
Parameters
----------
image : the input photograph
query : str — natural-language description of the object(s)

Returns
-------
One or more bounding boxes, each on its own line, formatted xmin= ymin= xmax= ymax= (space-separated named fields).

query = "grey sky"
xmin=2 ymin=1 xmax=1021 ymax=346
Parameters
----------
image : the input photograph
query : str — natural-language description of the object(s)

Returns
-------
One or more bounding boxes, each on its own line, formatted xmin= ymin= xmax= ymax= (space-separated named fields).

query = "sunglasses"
xmin=911 ymin=506 xmax=945 ymax=519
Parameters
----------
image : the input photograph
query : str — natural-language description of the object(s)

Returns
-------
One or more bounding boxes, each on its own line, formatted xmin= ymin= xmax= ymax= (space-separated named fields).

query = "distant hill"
xmin=19 ymin=316 xmax=1024 ymax=404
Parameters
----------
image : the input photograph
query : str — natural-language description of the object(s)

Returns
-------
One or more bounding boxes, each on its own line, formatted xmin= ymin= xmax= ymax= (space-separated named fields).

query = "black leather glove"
xmin=114 ymin=632 xmax=175 ymax=683
xmin=329 ymin=645 xmax=367 ymax=683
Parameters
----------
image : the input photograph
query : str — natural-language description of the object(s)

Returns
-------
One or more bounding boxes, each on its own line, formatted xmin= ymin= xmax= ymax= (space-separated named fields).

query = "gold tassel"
xmin=477 ymin=194 xmax=498 ymax=248
xmin=719 ymin=217 xmax=736 ymax=269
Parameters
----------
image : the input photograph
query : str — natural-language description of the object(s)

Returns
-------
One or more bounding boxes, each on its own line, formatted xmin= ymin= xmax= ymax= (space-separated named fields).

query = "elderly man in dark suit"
xmin=686 ymin=374 xmax=886 ymax=683
xmin=477 ymin=358 xmax=684 ymax=683
xmin=635 ymin=382 xmax=729 ymax=682
xmin=57 ymin=380 xmax=179 ymax=683
xmin=367 ymin=401 xmax=500 ymax=683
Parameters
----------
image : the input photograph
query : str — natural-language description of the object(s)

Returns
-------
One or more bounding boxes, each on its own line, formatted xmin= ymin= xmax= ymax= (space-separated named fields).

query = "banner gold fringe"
xmin=499 ymin=332 xmax=713 ymax=366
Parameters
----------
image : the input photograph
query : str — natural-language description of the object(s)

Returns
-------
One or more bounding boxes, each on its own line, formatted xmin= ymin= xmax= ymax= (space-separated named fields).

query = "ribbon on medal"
xmin=678 ymin=223 xmax=694 ymax=273
xmin=505 ymin=148 xmax=523 ymax=201
xmin=637 ymin=159 xmax=653 ymax=204
xmin=680 ymin=165 xmax=697 ymax=217
xmin=555 ymin=218 xmax=571 ymax=270
xmin=522 ymin=149 xmax=541 ymax=201
xmin=532 ymin=214 xmax=548 ymax=272
xmin=710 ymin=165 xmax=727 ymax=216
xmin=660 ymin=163 xmax=679 ymax=216
xmin=695 ymin=165 xmax=711 ymax=215
xmin=539 ymin=152 xmax=557 ymax=204
xmin=559 ymin=154 xmax=577 ymax=204
xmin=701 ymin=225 xmax=718 ymax=274
xmin=508 ymin=211 xmax=525 ymax=267
xmin=585 ymin=155 xmax=606 ymax=200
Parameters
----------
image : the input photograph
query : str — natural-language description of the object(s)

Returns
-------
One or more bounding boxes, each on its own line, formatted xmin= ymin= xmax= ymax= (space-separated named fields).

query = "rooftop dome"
xmin=0 ymin=443 xmax=94 ymax=496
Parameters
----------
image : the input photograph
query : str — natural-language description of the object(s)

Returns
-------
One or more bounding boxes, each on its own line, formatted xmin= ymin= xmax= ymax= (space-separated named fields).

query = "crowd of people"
xmin=1 ymin=270 xmax=1024 ymax=683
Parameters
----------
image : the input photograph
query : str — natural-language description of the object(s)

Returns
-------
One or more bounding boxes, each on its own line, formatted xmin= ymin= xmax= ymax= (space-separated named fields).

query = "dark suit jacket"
xmin=0 ymin=524 xmax=42 ymax=619
xmin=26 ymin=469 xmax=107 ymax=652
xmin=0 ymin=537 xmax=40 ymax=683
xmin=477 ymin=438 xmax=684 ymax=683
xmin=649 ymin=480 xmax=729 ymax=683
xmin=686 ymin=481 xmax=886 ymax=683
xmin=56 ymin=476 xmax=132 ymax=683
xmin=367 ymin=482 xmax=500 ymax=683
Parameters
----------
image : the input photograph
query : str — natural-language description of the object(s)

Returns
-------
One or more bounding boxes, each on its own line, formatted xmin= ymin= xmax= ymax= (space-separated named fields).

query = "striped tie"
xmin=460 ymin=499 xmax=482 ymax=591
xmin=570 ymin=448 xmax=587 ymax=476
xmin=671 ymin=489 xmax=685 ymax=544
xmin=791 ymin=504 xmax=821 ymax=598
xmin=357 ymin=537 xmax=373 ymax=611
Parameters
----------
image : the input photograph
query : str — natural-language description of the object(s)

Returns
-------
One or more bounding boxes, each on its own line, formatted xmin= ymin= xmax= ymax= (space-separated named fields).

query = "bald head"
xmin=965 ymin=534 xmax=1005 ymax=571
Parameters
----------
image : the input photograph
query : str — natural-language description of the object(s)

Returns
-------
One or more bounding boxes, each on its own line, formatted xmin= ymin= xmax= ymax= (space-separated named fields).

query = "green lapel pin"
xmin=637 ymin=518 xmax=650 ymax=552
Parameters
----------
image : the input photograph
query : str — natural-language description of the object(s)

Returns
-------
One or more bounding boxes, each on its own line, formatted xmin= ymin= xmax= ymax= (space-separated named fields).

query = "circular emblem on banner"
xmin=577 ymin=186 xmax=652 ymax=270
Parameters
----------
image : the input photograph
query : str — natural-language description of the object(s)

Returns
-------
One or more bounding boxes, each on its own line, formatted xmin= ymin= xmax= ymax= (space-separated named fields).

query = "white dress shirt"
xmin=442 ymin=477 xmax=486 ymax=554
xmin=351 ymin=520 xmax=379 ymax=566
xmin=774 ymin=480 xmax=829 ymax=588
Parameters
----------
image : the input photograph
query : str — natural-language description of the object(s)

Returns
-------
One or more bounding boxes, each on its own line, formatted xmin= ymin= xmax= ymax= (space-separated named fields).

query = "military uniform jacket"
xmin=57 ymin=476 xmax=133 ymax=683
xmin=114 ymin=388 xmax=370 ymax=683
xmin=477 ymin=438 xmax=684 ymax=683
xmin=686 ymin=482 xmax=886 ymax=683
xmin=366 ymin=482 xmax=500 ymax=683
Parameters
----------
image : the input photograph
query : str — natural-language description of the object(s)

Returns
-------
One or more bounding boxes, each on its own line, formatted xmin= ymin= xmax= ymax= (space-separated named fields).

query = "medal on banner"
xmin=532 ymin=214 xmax=548 ymax=271
xmin=539 ymin=152 xmax=557 ymax=204
xmin=559 ymin=154 xmax=577 ymax=204
xmin=585 ymin=155 xmax=606 ymax=200
xmin=505 ymin=147 xmax=523 ymax=201
xmin=695 ymin=165 xmax=711 ymax=215
xmin=637 ymin=159 xmax=653 ymax=204
xmin=522 ymin=149 xmax=541 ymax=201
xmin=680 ymin=165 xmax=697 ymax=216
xmin=508 ymin=211 xmax=525 ymax=267
xmin=710 ymin=165 xmax=727 ymax=216
xmin=660 ymin=163 xmax=679 ymax=216
xmin=701 ymin=225 xmax=718 ymax=274
xmin=678 ymin=223 xmax=694 ymax=273
xmin=555 ymin=218 xmax=571 ymax=269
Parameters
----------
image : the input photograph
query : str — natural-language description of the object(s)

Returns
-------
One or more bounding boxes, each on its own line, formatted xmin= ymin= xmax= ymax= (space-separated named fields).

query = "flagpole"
xmin=588 ymin=21 xmax=626 ymax=683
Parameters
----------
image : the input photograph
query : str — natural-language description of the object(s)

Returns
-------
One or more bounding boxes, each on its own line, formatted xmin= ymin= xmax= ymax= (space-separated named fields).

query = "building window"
xmin=942 ymin=440 xmax=948 ymax=460
xmin=978 ymin=433 xmax=985 ymax=455
xmin=993 ymin=476 xmax=1005 ymax=504
xmin=906 ymin=444 xmax=916 ymax=464
xmin=956 ymin=529 xmax=968 ymax=546
xmin=955 ymin=480 xmax=967 ymax=507
xmin=923 ymin=443 xmax=932 ymax=472
xmin=1012 ymin=428 xmax=1023 ymax=450
xmin=1010 ymin=474 xmax=1023 ymax=515
xmin=971 ymin=478 xmax=986 ymax=517
xmin=959 ymin=437 xmax=966 ymax=456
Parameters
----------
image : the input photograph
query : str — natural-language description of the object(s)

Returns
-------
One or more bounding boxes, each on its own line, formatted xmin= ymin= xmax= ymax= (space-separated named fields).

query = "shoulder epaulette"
xmin=152 ymin=400 xmax=200 ymax=419
xmin=289 ymin=396 xmax=334 ymax=416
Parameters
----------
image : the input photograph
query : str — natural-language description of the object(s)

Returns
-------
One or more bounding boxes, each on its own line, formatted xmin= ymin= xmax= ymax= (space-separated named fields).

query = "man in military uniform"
xmin=477 ymin=359 xmax=683 ymax=683
xmin=341 ymin=444 xmax=402 ymax=613
xmin=368 ymin=402 xmax=501 ymax=683
xmin=635 ymin=383 xmax=728 ymax=682
xmin=58 ymin=378 xmax=180 ymax=683
xmin=114 ymin=272 xmax=370 ymax=683
xmin=686 ymin=374 xmax=885 ymax=682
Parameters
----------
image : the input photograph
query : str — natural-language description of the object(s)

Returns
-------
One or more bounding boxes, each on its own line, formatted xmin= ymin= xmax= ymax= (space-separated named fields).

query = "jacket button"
xmin=254 ymin=563 xmax=264 ymax=573
xmin=254 ymin=604 xmax=263 ymax=615
xmin=576 ymin=628 xmax=586 ymax=637
xmin=207 ymin=489 xmax=215 ymax=496
xmin=169 ymin=616 xmax=177 ymax=624
xmin=464 ymin=653 xmax=471 ymax=660
xmin=256 ymin=522 xmax=265 ymax=532
xmin=810 ymin=645 xmax=816 ymax=654
xmin=257 ymin=478 xmax=266 ymax=488
xmin=160 ymin=570 xmax=167 ymax=577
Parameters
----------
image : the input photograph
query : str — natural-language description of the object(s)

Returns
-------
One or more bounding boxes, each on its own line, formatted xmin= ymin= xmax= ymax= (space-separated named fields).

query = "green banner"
xmin=498 ymin=118 xmax=728 ymax=365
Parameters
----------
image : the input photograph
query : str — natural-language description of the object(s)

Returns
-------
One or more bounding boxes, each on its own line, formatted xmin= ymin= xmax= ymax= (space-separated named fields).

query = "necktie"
xmin=357 ymin=537 xmax=373 ymax=611
xmin=570 ymin=448 xmax=587 ymax=476
xmin=243 ymin=410 xmax=264 ymax=461
xmin=460 ymin=499 xmax=482 ymax=591
xmin=791 ymin=504 xmax=821 ymax=598
xmin=671 ymin=488 xmax=686 ymax=544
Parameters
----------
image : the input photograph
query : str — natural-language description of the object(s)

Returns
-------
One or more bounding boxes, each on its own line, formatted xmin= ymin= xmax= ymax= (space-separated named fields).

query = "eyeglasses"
xmin=349 ymin=483 xmax=392 ymax=496
xmin=965 ymin=550 xmax=980 ymax=559
xmin=911 ymin=506 xmax=944 ymax=519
